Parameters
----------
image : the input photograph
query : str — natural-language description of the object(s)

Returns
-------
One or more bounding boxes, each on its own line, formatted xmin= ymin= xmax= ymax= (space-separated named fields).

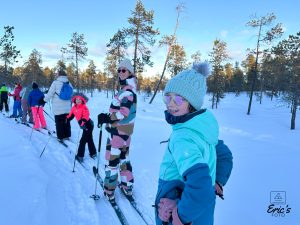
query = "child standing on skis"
xmin=28 ymin=82 xmax=46 ymax=130
xmin=66 ymin=93 xmax=96 ymax=163
xmin=155 ymin=62 xmax=227 ymax=225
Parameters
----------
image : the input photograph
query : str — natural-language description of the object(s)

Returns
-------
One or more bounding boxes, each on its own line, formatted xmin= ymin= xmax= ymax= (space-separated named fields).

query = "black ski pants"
xmin=77 ymin=119 xmax=96 ymax=157
xmin=0 ymin=98 xmax=9 ymax=112
xmin=55 ymin=113 xmax=71 ymax=139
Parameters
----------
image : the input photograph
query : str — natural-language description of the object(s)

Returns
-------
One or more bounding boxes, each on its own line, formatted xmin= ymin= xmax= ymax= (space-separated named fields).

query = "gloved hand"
xmin=158 ymin=198 xmax=177 ymax=222
xmin=98 ymin=113 xmax=111 ymax=125
xmin=105 ymin=124 xmax=119 ymax=135
xmin=105 ymin=125 xmax=113 ymax=134
xmin=39 ymin=98 xmax=46 ymax=106
xmin=80 ymin=121 xmax=87 ymax=130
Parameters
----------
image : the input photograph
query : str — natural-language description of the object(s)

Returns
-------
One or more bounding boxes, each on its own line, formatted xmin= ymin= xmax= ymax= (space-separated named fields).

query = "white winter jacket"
xmin=44 ymin=76 xmax=72 ymax=115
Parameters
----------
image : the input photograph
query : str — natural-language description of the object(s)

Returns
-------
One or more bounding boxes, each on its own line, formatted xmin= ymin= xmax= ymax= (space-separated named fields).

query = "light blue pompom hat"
xmin=164 ymin=62 xmax=211 ymax=111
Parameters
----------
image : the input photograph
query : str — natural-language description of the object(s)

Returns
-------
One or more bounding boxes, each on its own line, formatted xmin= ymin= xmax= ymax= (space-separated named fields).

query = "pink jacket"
xmin=66 ymin=95 xmax=90 ymax=126
xmin=9 ymin=84 xmax=22 ymax=101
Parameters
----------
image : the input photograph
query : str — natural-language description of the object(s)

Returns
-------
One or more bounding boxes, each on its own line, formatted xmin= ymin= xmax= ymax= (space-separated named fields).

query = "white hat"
xmin=118 ymin=58 xmax=134 ymax=74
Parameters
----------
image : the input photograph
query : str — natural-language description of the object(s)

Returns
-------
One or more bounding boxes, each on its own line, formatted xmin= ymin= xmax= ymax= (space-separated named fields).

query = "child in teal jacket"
xmin=155 ymin=63 xmax=232 ymax=225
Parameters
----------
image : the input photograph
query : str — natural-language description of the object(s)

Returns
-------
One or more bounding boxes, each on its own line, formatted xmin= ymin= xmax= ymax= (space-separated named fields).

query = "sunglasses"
xmin=117 ymin=69 xmax=128 ymax=73
xmin=163 ymin=94 xmax=186 ymax=106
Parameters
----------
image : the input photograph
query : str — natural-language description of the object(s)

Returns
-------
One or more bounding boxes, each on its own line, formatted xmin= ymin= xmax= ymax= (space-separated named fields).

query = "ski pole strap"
xmin=215 ymin=181 xmax=224 ymax=200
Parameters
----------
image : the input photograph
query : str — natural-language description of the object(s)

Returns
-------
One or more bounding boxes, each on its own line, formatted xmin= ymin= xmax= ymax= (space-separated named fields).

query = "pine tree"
xmin=106 ymin=30 xmax=128 ymax=91
xmin=191 ymin=50 xmax=202 ymax=62
xmin=242 ymin=53 xmax=256 ymax=91
xmin=43 ymin=67 xmax=55 ymax=87
xmin=0 ymin=26 xmax=21 ymax=83
xmin=125 ymin=0 xmax=159 ymax=74
xmin=231 ymin=62 xmax=245 ymax=95
xmin=104 ymin=54 xmax=118 ymax=98
xmin=246 ymin=13 xmax=283 ymax=115
xmin=66 ymin=62 xmax=76 ymax=86
xmin=208 ymin=39 xmax=229 ymax=109
xmin=224 ymin=63 xmax=234 ymax=91
xmin=23 ymin=49 xmax=44 ymax=86
xmin=107 ymin=30 xmax=127 ymax=63
xmin=275 ymin=32 xmax=300 ymax=129
xmin=167 ymin=43 xmax=188 ymax=77
xmin=61 ymin=32 xmax=88 ymax=90
xmin=86 ymin=60 xmax=96 ymax=97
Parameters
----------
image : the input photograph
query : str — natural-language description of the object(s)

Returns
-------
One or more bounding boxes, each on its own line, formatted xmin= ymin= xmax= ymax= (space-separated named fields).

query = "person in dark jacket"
xmin=28 ymin=82 xmax=46 ymax=130
xmin=0 ymin=83 xmax=9 ymax=112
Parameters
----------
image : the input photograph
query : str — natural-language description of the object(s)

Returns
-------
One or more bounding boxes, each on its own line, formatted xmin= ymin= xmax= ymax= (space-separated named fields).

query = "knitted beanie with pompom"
xmin=164 ymin=62 xmax=211 ymax=110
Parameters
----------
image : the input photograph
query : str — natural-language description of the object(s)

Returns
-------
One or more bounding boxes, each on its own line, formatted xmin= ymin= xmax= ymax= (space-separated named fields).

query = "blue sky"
xmin=0 ymin=0 xmax=299 ymax=76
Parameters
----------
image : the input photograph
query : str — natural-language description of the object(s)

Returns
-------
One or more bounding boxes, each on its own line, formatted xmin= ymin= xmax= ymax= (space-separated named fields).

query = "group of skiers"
xmin=1 ymin=58 xmax=233 ymax=225
xmin=0 ymin=82 xmax=47 ymax=129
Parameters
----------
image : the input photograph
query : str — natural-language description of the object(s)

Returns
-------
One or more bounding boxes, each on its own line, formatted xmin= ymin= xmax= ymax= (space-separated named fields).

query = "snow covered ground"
xmin=0 ymin=91 xmax=299 ymax=225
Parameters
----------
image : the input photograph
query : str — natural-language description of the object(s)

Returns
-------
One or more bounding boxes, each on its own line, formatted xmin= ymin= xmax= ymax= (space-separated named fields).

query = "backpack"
xmin=57 ymin=81 xmax=73 ymax=100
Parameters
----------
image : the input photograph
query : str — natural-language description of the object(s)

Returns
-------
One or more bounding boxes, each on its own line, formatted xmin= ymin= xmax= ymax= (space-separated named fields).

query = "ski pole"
xmin=90 ymin=123 xmax=103 ymax=200
xmin=7 ymin=95 xmax=10 ymax=116
xmin=39 ymin=134 xmax=52 ymax=158
xmin=43 ymin=109 xmax=55 ymax=122
xmin=29 ymin=106 xmax=40 ymax=140
xmin=29 ymin=122 xmax=34 ymax=140
xmin=72 ymin=128 xmax=82 ymax=172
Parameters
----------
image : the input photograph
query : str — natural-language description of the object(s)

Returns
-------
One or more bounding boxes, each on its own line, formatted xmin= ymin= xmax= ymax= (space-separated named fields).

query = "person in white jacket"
xmin=44 ymin=70 xmax=73 ymax=140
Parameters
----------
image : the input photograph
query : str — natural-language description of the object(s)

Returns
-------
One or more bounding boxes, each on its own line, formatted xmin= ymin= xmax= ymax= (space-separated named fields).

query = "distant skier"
xmin=98 ymin=58 xmax=137 ymax=204
xmin=20 ymin=84 xmax=34 ymax=124
xmin=66 ymin=93 xmax=97 ymax=162
xmin=8 ymin=83 xmax=22 ymax=118
xmin=0 ymin=83 xmax=9 ymax=113
xmin=28 ymin=82 xmax=46 ymax=130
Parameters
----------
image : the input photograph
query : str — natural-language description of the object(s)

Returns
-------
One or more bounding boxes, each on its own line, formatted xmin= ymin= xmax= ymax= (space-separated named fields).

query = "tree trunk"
xmin=149 ymin=7 xmax=181 ymax=104
xmin=270 ymin=89 xmax=274 ymax=101
xmin=149 ymin=50 xmax=171 ymax=104
xmin=133 ymin=30 xmax=139 ymax=75
xmin=75 ymin=49 xmax=79 ymax=91
xmin=259 ymin=75 xmax=264 ymax=104
xmin=247 ymin=21 xmax=262 ymax=115
xmin=290 ymin=97 xmax=297 ymax=130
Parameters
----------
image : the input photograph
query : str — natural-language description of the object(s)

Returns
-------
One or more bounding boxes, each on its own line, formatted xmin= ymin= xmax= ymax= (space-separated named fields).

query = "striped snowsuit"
xmin=104 ymin=79 xmax=137 ymax=196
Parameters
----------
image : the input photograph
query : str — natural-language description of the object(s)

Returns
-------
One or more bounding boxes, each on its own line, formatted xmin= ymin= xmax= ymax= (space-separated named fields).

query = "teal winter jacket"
xmin=155 ymin=109 xmax=219 ymax=225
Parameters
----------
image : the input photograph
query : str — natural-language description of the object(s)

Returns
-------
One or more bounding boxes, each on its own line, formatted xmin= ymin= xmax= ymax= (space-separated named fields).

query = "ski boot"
xmin=104 ymin=192 xmax=116 ymax=206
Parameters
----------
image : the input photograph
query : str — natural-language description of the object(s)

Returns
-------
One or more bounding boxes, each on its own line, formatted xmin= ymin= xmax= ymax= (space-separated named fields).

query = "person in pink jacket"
xmin=66 ymin=93 xmax=96 ymax=162
xmin=8 ymin=83 xmax=23 ymax=118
